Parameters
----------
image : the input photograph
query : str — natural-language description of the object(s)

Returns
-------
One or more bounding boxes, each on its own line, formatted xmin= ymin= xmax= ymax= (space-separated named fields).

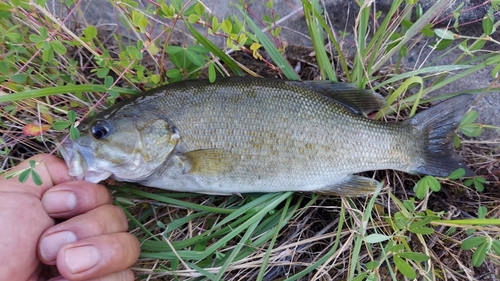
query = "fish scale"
xmin=60 ymin=77 xmax=474 ymax=196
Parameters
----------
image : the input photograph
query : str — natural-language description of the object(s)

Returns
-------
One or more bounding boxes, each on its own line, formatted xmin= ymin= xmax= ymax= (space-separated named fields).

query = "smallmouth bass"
xmin=60 ymin=77 xmax=474 ymax=196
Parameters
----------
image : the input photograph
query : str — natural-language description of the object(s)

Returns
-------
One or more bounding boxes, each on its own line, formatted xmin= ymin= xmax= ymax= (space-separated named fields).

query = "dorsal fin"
xmin=290 ymin=80 xmax=385 ymax=114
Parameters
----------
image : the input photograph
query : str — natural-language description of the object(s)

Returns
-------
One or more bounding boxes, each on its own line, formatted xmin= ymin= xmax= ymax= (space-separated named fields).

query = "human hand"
xmin=0 ymin=154 xmax=140 ymax=281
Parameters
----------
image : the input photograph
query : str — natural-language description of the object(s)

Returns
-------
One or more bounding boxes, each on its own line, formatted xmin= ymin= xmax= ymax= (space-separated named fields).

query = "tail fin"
xmin=407 ymin=95 xmax=475 ymax=177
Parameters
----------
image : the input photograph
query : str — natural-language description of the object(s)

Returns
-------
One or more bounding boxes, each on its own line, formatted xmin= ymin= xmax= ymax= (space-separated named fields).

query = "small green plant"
xmin=4 ymin=160 xmax=42 ymax=185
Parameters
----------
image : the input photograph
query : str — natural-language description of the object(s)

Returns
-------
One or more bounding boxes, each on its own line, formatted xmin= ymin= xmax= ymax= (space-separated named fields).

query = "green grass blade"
xmin=371 ymin=0 xmax=450 ymax=71
xmin=300 ymin=0 xmax=348 ymax=81
xmin=0 ymin=85 xmax=139 ymax=103
xmin=210 ymin=193 xmax=286 ymax=230
xmin=353 ymin=0 xmax=370 ymax=86
xmin=185 ymin=22 xmax=244 ymax=77
xmin=110 ymin=186 xmax=234 ymax=214
xmin=284 ymin=198 xmax=346 ymax=281
xmin=116 ymin=202 xmax=161 ymax=242
xmin=302 ymin=0 xmax=337 ymax=81
xmin=237 ymin=6 xmax=300 ymax=80
xmin=256 ymin=194 xmax=293 ymax=280
xmin=372 ymin=65 xmax=472 ymax=90
xmin=214 ymin=216 xmax=262 ymax=280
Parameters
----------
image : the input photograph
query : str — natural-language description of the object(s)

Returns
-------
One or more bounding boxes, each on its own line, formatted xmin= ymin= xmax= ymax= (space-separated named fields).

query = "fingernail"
xmin=65 ymin=245 xmax=100 ymax=274
xmin=42 ymin=191 xmax=77 ymax=214
xmin=40 ymin=231 xmax=77 ymax=262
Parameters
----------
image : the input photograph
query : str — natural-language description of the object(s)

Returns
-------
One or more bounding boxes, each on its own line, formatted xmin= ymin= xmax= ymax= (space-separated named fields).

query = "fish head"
xmin=59 ymin=112 xmax=180 ymax=183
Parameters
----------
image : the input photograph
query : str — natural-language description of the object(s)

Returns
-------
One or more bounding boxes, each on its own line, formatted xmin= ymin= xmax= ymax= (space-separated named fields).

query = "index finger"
xmin=1 ymin=154 xmax=73 ymax=197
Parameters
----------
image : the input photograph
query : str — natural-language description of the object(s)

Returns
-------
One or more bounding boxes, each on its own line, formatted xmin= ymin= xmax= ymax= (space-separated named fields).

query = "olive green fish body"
xmin=60 ymin=78 xmax=473 ymax=196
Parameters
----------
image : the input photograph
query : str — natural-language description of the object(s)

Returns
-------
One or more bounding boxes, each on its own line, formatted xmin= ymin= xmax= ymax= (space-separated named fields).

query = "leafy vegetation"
xmin=1 ymin=0 xmax=500 ymax=280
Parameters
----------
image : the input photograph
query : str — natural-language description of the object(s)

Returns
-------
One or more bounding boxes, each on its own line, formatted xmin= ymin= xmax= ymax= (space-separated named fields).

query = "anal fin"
xmin=317 ymin=176 xmax=382 ymax=197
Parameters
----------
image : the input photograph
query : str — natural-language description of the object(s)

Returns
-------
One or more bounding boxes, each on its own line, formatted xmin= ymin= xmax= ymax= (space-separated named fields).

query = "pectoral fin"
xmin=317 ymin=175 xmax=382 ymax=197
xmin=178 ymin=149 xmax=237 ymax=175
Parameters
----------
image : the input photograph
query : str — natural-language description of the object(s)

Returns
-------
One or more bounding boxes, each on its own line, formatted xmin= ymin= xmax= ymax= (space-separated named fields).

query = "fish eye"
xmin=90 ymin=120 xmax=111 ymax=140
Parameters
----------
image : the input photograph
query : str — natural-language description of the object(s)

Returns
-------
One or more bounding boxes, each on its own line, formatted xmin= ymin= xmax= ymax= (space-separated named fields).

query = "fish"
xmin=59 ymin=77 xmax=474 ymax=197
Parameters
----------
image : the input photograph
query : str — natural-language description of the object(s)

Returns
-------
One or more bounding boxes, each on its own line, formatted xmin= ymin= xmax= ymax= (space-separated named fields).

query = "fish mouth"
xmin=59 ymin=138 xmax=111 ymax=183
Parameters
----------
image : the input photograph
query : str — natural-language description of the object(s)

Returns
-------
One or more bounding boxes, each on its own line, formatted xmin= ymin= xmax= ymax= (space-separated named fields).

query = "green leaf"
xmin=171 ymin=0 xmax=182 ymax=12
xmin=19 ymin=169 xmax=31 ymax=183
xmin=408 ymin=226 xmax=434 ymax=235
xmin=11 ymin=73 xmax=27 ymax=84
xmin=426 ymin=176 xmax=440 ymax=192
xmin=448 ymin=168 xmax=465 ymax=179
xmin=83 ymin=25 xmax=97 ymax=39
xmin=434 ymin=28 xmax=455 ymax=40
xmin=211 ymin=16 xmax=221 ymax=32
xmin=365 ymin=260 xmax=380 ymax=270
xmin=463 ymin=178 xmax=474 ymax=186
xmin=195 ymin=3 xmax=204 ymax=15
xmin=364 ymin=233 xmax=391 ymax=243
xmin=460 ymin=110 xmax=479 ymax=125
xmin=421 ymin=23 xmax=434 ymax=36
xmin=492 ymin=61 xmax=500 ymax=79
xmin=31 ymin=170 xmax=43 ymax=186
xmin=40 ymin=28 xmax=48 ymax=39
xmin=187 ymin=45 xmax=210 ymax=54
xmin=42 ymin=48 xmax=54 ymax=62
xmin=131 ymin=10 xmax=147 ymax=33
xmin=410 ymin=216 xmax=434 ymax=228
xmin=478 ymin=206 xmax=487 ymax=219
xmin=461 ymin=236 xmax=486 ymax=250
xmin=104 ymin=76 xmax=114 ymax=88
xmin=0 ymin=3 xmax=13 ymax=11
xmin=491 ymin=240 xmax=500 ymax=256
xmin=187 ymin=14 xmax=200 ymax=24
xmin=50 ymin=40 xmax=67 ymax=55
xmin=29 ymin=160 xmax=36 ymax=169
xmin=70 ymin=125 xmax=80 ymax=140
xmin=460 ymin=123 xmax=484 ymax=137
xmin=414 ymin=178 xmax=429 ymax=200
xmin=208 ymin=62 xmax=216 ymax=83
xmin=108 ymin=89 xmax=119 ymax=99
xmin=474 ymin=179 xmax=485 ymax=192
xmin=53 ymin=121 xmax=71 ymax=130
xmin=482 ymin=16 xmax=494 ymax=35
xmin=159 ymin=3 xmax=174 ymax=18
xmin=430 ymin=39 xmax=453 ymax=50
xmin=166 ymin=68 xmax=181 ymax=78
xmin=351 ymin=272 xmax=369 ymax=281
xmin=29 ymin=33 xmax=44 ymax=43
xmin=475 ymin=177 xmax=486 ymax=183
xmin=185 ymin=49 xmax=205 ymax=66
xmin=221 ymin=19 xmax=232 ymax=34
xmin=96 ymin=67 xmax=110 ymax=78
xmin=397 ymin=252 xmax=430 ymax=262
xmin=472 ymin=241 xmax=488 ymax=267
xmin=166 ymin=46 xmax=184 ymax=54
xmin=454 ymin=133 xmax=461 ymax=148
xmin=42 ymin=41 xmax=51 ymax=50
xmin=393 ymin=255 xmax=416 ymax=279
xmin=68 ymin=110 xmax=77 ymax=123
